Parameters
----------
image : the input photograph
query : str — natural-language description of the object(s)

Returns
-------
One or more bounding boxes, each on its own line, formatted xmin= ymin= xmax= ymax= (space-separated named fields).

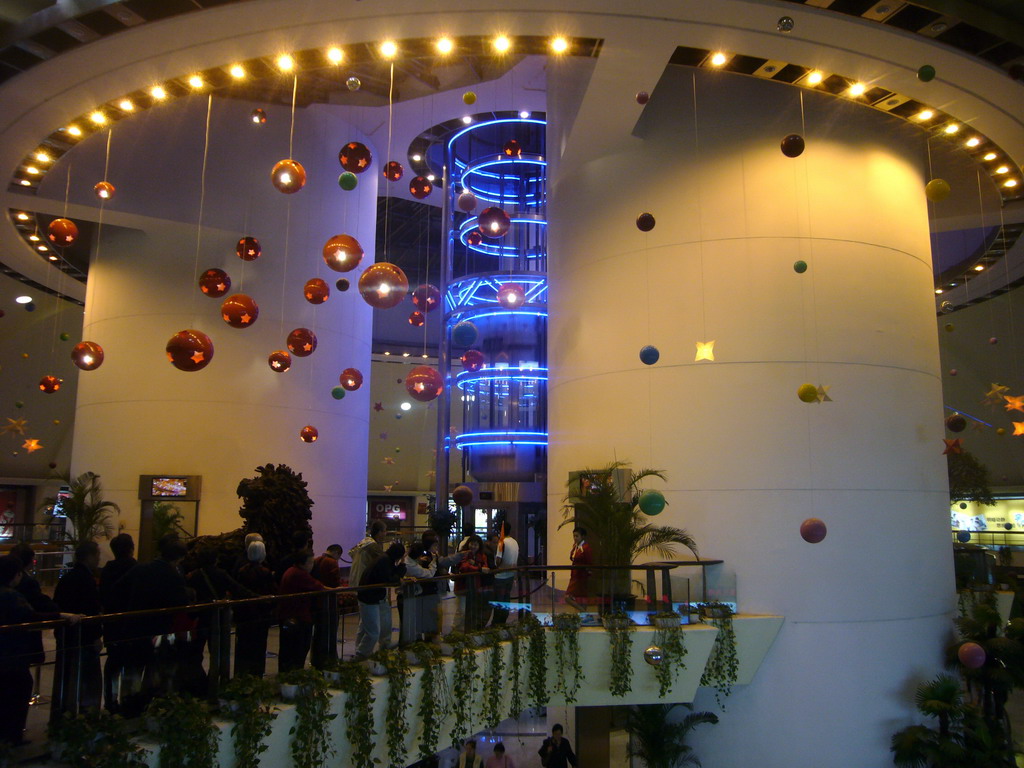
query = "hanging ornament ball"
xmin=406 ymin=366 xmax=444 ymax=402
xmin=989 ymin=337 xmax=999 ymax=345
xmin=457 ymin=192 xmax=478 ymax=213
xmin=957 ymin=641 xmax=986 ymax=669
xmin=304 ymin=278 xmax=330 ymax=305
xmin=38 ymin=375 xmax=62 ymax=394
xmin=496 ymin=283 xmax=527 ymax=309
xmin=383 ymin=161 xmax=404 ymax=181
xmin=236 ymin=236 xmax=261 ymax=261
xmin=781 ymin=133 xmax=805 ymax=158
xmin=503 ymin=139 xmax=523 ymax=157
xmin=959 ymin=503 xmax=968 ymax=510
xmin=925 ymin=178 xmax=951 ymax=202
xmin=463 ymin=91 xmax=477 ymax=105
xmin=638 ymin=490 xmax=667 ymax=516
xmin=409 ymin=176 xmax=433 ymax=199
xmin=461 ymin=349 xmax=485 ymax=372
xmin=793 ymin=260 xmax=808 ymax=274
xmin=331 ymin=386 xmax=346 ymax=400
xmin=643 ymin=646 xmax=664 ymax=666
xmin=166 ymin=329 xmax=214 ymax=372
xmin=322 ymin=233 xmax=364 ymax=273
xmin=466 ymin=231 xmax=483 ymax=246
xmin=452 ymin=485 xmax=474 ymax=506
xmin=956 ymin=530 xmax=972 ymax=543
xmin=48 ymin=462 xmax=57 ymax=469
xmin=346 ymin=76 xmax=361 ymax=91
xmin=409 ymin=310 xmax=425 ymax=327
xmin=199 ymin=268 xmax=231 ymax=298
xmin=917 ymin=64 xmax=937 ymax=82
xmin=636 ymin=212 xmax=656 ymax=232
xmin=71 ymin=341 xmax=104 ymax=371
xmin=412 ymin=284 xmax=441 ymax=312
xmin=56 ymin=332 xmax=69 ymax=342
xmin=478 ymin=207 xmax=511 ymax=237
xmin=299 ymin=425 xmax=319 ymax=443
xmin=340 ymin=368 xmax=363 ymax=391
xmin=797 ymin=383 xmax=819 ymax=403
xmin=14 ymin=401 xmax=23 ymax=409
xmin=336 ymin=278 xmax=350 ymax=292
xmin=949 ymin=369 xmax=958 ymax=376
xmin=250 ymin=108 xmax=267 ymax=125
xmin=395 ymin=413 xmax=402 ymax=419
xmin=271 ymin=159 xmax=306 ymax=194
xmin=23 ymin=304 xmax=35 ymax=313
xmin=997 ymin=427 xmax=1007 ymax=436
xmin=945 ymin=413 xmax=967 ymax=433
xmin=93 ymin=181 xmax=116 ymax=200
xmin=940 ymin=300 xmax=954 ymax=313
xmin=21 ymin=353 xmax=28 ymax=358
xmin=220 ymin=294 xmax=259 ymax=328
xmin=635 ymin=91 xmax=650 ymax=105
xmin=777 ymin=15 xmax=795 ymax=32
xmin=944 ymin=323 xmax=955 ymax=332
xmin=800 ymin=518 xmax=827 ymax=543
xmin=47 ymin=218 xmax=79 ymax=246
xmin=287 ymin=327 xmax=318 ymax=357
xmin=268 ymin=350 xmax=292 ymax=373
xmin=338 ymin=172 xmax=358 ymax=190
xmin=639 ymin=345 xmax=660 ymax=365
xmin=1006 ymin=522 xmax=1015 ymax=531
xmin=358 ymin=262 xmax=409 ymax=309
xmin=339 ymin=141 xmax=373 ymax=174
xmin=452 ymin=320 xmax=479 ymax=347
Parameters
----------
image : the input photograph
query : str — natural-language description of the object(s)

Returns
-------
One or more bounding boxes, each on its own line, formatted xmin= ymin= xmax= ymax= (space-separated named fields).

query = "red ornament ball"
xmin=412 ymin=284 xmax=441 ymax=312
xmin=452 ymin=485 xmax=473 ymax=506
xmin=457 ymin=192 xmax=478 ymax=213
xmin=38 ymin=375 xmax=62 ymax=394
xmin=799 ymin=518 xmax=827 ymax=544
xmin=636 ymin=212 xmax=656 ymax=232
xmin=287 ymin=327 xmax=318 ymax=357
xmin=478 ymin=207 xmax=511 ymax=237
xmin=409 ymin=311 xmax=425 ymax=327
xmin=268 ymin=350 xmax=292 ymax=372
xmin=304 ymin=278 xmax=330 ymax=305
xmin=780 ymin=134 xmax=805 ymax=158
xmin=251 ymin=108 xmax=267 ymax=125
xmin=503 ymin=139 xmax=522 ymax=157
xmin=958 ymin=641 xmax=986 ymax=669
xmin=47 ymin=218 xmax=78 ymax=246
xmin=949 ymin=369 xmax=958 ymax=376
xmin=461 ymin=349 xmax=485 ymax=372
xmin=71 ymin=341 xmax=104 ymax=371
xmin=220 ymin=294 xmax=259 ymax=328
xmin=496 ymin=282 xmax=526 ymax=308
xmin=409 ymin=176 xmax=433 ymax=199
xmin=336 ymin=278 xmax=350 ymax=292
xmin=166 ymin=329 xmax=214 ymax=372
xmin=358 ymin=263 xmax=409 ymax=309
xmin=322 ymin=234 xmax=363 ymax=273
xmin=990 ymin=337 xmax=999 ymax=345
xmin=466 ymin=231 xmax=483 ymax=246
xmin=299 ymin=425 xmax=319 ymax=443
xmin=635 ymin=91 xmax=650 ymax=105
xmin=271 ymin=159 xmax=306 ymax=193
xmin=199 ymin=268 xmax=231 ymax=298
xmin=406 ymin=366 xmax=443 ymax=402
xmin=383 ymin=161 xmax=404 ymax=181
xmin=93 ymin=181 xmax=115 ymax=200
xmin=339 ymin=368 xmax=363 ymax=391
xmin=236 ymin=236 xmax=261 ymax=261
xmin=339 ymin=142 xmax=373 ymax=174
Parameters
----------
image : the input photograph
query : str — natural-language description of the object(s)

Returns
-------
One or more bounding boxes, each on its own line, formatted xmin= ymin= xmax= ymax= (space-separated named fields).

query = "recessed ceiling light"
xmin=493 ymin=35 xmax=511 ymax=53
xmin=16 ymin=212 xmax=28 ymax=221
xmin=462 ymin=116 xmax=472 ymax=124
xmin=229 ymin=64 xmax=245 ymax=79
xmin=806 ymin=71 xmax=823 ymax=85
xmin=188 ymin=74 xmax=204 ymax=89
xmin=28 ymin=234 xmax=39 ymax=241
xmin=435 ymin=37 xmax=454 ymax=55
xmin=276 ymin=54 xmax=295 ymax=71
xmin=995 ymin=166 xmax=1010 ymax=174
xmin=89 ymin=111 xmax=106 ymax=125
xmin=15 ymin=295 xmax=32 ymax=304
xmin=383 ymin=351 xmax=391 ymax=356
xmin=944 ymin=123 xmax=960 ymax=134
xmin=150 ymin=85 xmax=167 ymax=100
xmin=965 ymin=137 xmax=981 ymax=148
xmin=400 ymin=402 xmax=412 ymax=411
xmin=983 ymin=152 xmax=997 ymax=161
xmin=48 ymin=255 xmax=58 ymax=261
xmin=25 ymin=166 xmax=39 ymax=175
xmin=36 ymin=245 xmax=47 ymax=252
xmin=550 ymin=36 xmax=569 ymax=54
xmin=1006 ymin=179 xmax=1019 ymax=188
xmin=974 ymin=265 xmax=985 ymax=271
xmin=916 ymin=109 xmax=934 ymax=120
xmin=118 ymin=99 xmax=134 ymax=112
xmin=19 ymin=179 xmax=31 ymax=186
xmin=421 ymin=354 xmax=428 ymax=359
xmin=379 ymin=40 xmax=398 ymax=59
xmin=848 ymin=82 xmax=866 ymax=96
xmin=935 ymin=289 xmax=943 ymax=294
xmin=519 ymin=110 xmax=531 ymax=118
xmin=411 ymin=154 xmax=422 ymax=162
xmin=710 ymin=52 xmax=727 ymax=67
xmin=402 ymin=352 xmax=410 ymax=357
xmin=35 ymin=152 xmax=50 ymax=163
xmin=327 ymin=47 xmax=344 ymax=64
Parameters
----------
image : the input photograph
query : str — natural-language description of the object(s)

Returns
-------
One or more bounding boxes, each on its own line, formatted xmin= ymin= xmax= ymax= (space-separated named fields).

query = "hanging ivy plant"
xmin=652 ymin=613 xmax=688 ymax=698
xmin=699 ymin=603 xmax=738 ymax=707
xmin=604 ymin=611 xmax=636 ymax=698
xmin=378 ymin=648 xmax=412 ymax=768
xmin=277 ymin=668 xmax=335 ymax=768
xmin=221 ymin=675 xmax=278 ymax=768
xmin=448 ymin=632 xmax=479 ymax=747
xmin=334 ymin=662 xmax=375 ymax=768
xmin=508 ymin=623 xmax=525 ymax=719
xmin=553 ymin=612 xmax=583 ymax=704
xmin=49 ymin=709 xmax=147 ymax=768
xmin=525 ymin=613 xmax=549 ymax=707
xmin=482 ymin=630 xmax=506 ymax=728
xmin=409 ymin=642 xmax=449 ymax=760
xmin=147 ymin=693 xmax=219 ymax=768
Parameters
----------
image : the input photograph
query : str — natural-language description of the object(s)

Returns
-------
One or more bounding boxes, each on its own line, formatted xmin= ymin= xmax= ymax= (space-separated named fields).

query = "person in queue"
xmin=310 ymin=544 xmax=342 ymax=668
xmin=420 ymin=530 xmax=465 ymax=637
xmin=354 ymin=542 xmax=406 ymax=659
xmin=53 ymin=540 xmax=103 ymax=710
xmin=350 ymin=521 xmax=386 ymax=653
xmin=99 ymin=533 xmax=137 ymax=713
xmin=490 ymin=522 xmax=520 ymax=625
xmin=233 ymin=540 xmax=276 ymax=677
xmin=453 ymin=535 xmax=490 ymax=632
xmin=278 ymin=549 xmax=325 ymax=672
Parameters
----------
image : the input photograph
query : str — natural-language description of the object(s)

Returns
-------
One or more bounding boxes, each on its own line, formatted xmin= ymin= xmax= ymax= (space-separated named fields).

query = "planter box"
xmin=652 ymin=616 xmax=680 ymax=629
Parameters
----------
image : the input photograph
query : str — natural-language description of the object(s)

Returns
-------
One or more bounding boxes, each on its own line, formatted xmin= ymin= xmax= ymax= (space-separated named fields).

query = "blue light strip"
xmin=447 ymin=118 xmax=547 ymax=154
xmin=445 ymin=275 xmax=549 ymax=311
xmin=454 ymin=430 xmax=549 ymax=450
xmin=455 ymin=367 xmax=549 ymax=390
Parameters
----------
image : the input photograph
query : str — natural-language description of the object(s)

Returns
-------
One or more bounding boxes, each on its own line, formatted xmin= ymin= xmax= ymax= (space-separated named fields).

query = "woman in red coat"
xmin=453 ymin=535 xmax=490 ymax=631
xmin=565 ymin=527 xmax=592 ymax=610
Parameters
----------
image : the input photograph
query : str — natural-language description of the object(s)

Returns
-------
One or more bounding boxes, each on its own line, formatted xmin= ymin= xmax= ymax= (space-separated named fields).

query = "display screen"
xmin=151 ymin=477 xmax=188 ymax=497
xmin=51 ymin=488 xmax=71 ymax=517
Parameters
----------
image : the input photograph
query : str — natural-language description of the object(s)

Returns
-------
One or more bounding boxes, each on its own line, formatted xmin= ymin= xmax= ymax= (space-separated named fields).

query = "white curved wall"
xmin=62 ymin=96 xmax=375 ymax=548
xmin=547 ymin=67 xmax=954 ymax=765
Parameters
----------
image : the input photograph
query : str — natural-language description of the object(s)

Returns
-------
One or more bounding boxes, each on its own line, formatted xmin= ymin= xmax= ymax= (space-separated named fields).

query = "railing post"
xmin=646 ymin=569 xmax=657 ymax=610
xmin=661 ymin=566 xmax=673 ymax=609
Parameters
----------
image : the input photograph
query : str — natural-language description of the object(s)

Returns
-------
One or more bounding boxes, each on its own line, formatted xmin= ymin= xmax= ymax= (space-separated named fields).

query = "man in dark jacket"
xmin=311 ymin=544 xmax=342 ymax=669
xmin=9 ymin=542 xmax=58 ymax=669
xmin=98 ymin=533 xmax=136 ymax=713
xmin=354 ymin=542 xmax=406 ymax=660
xmin=538 ymin=724 xmax=578 ymax=768
xmin=53 ymin=541 xmax=103 ymax=710
xmin=278 ymin=550 xmax=325 ymax=672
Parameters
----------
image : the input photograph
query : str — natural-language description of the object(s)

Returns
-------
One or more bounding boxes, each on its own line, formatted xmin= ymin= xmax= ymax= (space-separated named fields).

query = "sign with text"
xmin=368 ymin=495 xmax=413 ymax=521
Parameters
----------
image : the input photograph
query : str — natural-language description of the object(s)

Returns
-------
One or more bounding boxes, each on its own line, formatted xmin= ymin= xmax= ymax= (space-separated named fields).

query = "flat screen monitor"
xmin=151 ymin=477 xmax=188 ymax=497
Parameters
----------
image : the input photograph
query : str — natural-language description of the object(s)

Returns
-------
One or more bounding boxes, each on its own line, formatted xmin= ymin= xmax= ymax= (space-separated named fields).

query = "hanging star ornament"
xmin=383 ymin=484 xmax=394 ymax=492
xmin=694 ymin=340 xmax=715 ymax=362
xmin=942 ymin=438 xmax=963 ymax=455
xmin=373 ymin=402 xmax=384 ymax=412
xmin=982 ymin=383 xmax=1011 ymax=406
xmin=1013 ymin=422 xmax=1024 ymax=436
xmin=382 ymin=456 xmax=395 ymax=465
xmin=2 ymin=418 xmax=28 ymax=436
xmin=816 ymin=385 xmax=832 ymax=403
xmin=425 ymin=470 xmax=436 ymax=480
xmin=1004 ymin=395 xmax=1024 ymax=412
xmin=22 ymin=438 xmax=42 ymax=453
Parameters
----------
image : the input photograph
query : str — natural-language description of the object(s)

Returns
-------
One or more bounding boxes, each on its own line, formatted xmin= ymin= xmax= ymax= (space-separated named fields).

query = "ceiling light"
xmin=66 ymin=125 xmax=82 ymax=136
xmin=421 ymin=354 xmax=428 ymax=359
xmin=118 ymin=99 xmax=135 ymax=112
xmin=426 ymin=174 xmax=435 ymax=181
xmin=944 ymin=123 xmax=960 ymax=134
xmin=16 ymin=212 xmax=28 ymax=221
xmin=950 ymin=283 xmax=958 ymax=287
xmin=916 ymin=109 xmax=934 ymax=120
xmin=550 ymin=36 xmax=569 ymax=53
xmin=229 ymin=64 xmax=245 ymax=79
xmin=383 ymin=351 xmax=391 ymax=356
xmin=36 ymin=245 xmax=47 ymax=252
xmin=188 ymin=74 xmax=204 ymax=89
xmin=995 ymin=165 xmax=1010 ymax=174
xmin=379 ymin=40 xmax=398 ymax=59
xmin=25 ymin=166 xmax=39 ymax=175
xmin=89 ymin=111 xmax=106 ymax=125
xmin=326 ymin=47 xmax=344 ymax=64
xmin=35 ymin=152 xmax=50 ymax=163
xmin=411 ymin=154 xmax=422 ymax=162
xmin=519 ymin=110 xmax=531 ymax=118
xmin=435 ymin=37 xmax=454 ymax=55
xmin=15 ymin=296 xmax=32 ymax=304
xmin=150 ymin=85 xmax=167 ymax=100
xmin=965 ymin=137 xmax=980 ymax=148
xmin=935 ymin=289 xmax=943 ymax=294
xmin=400 ymin=402 xmax=412 ymax=410
xmin=1006 ymin=179 xmax=1019 ymax=188
xmin=276 ymin=54 xmax=295 ymax=71
xmin=806 ymin=71 xmax=823 ymax=85
xmin=28 ymin=234 xmax=39 ymax=241
xmin=493 ymin=35 xmax=511 ymax=53
xmin=974 ymin=265 xmax=985 ymax=271
xmin=48 ymin=255 xmax=58 ymax=261
xmin=848 ymin=82 xmax=866 ymax=97
xmin=710 ymin=52 xmax=727 ymax=67
xmin=462 ymin=116 xmax=473 ymax=125
xmin=983 ymin=152 xmax=997 ymax=161
xmin=402 ymin=352 xmax=410 ymax=357
xmin=19 ymin=179 xmax=31 ymax=186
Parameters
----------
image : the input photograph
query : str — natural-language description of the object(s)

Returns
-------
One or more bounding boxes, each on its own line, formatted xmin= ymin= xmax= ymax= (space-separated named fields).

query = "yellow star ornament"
xmin=1005 ymin=395 xmax=1024 ymax=413
xmin=22 ymin=438 xmax=42 ymax=453
xmin=694 ymin=340 xmax=715 ymax=362
xmin=816 ymin=385 xmax=832 ymax=403
xmin=1014 ymin=422 xmax=1024 ymax=437
xmin=983 ymin=383 xmax=1011 ymax=406
xmin=2 ymin=418 xmax=28 ymax=436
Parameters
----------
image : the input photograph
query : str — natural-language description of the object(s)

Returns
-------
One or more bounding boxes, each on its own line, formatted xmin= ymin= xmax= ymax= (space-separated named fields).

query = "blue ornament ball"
xmin=638 ymin=490 xmax=666 ymax=515
xmin=956 ymin=531 xmax=971 ymax=543
xmin=639 ymin=345 xmax=660 ymax=365
xmin=451 ymin=320 xmax=479 ymax=347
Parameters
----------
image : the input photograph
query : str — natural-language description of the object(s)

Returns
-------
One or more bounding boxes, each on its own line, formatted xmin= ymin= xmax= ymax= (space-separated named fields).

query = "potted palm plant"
xmin=625 ymin=703 xmax=718 ymax=768
xmin=43 ymin=471 xmax=119 ymax=550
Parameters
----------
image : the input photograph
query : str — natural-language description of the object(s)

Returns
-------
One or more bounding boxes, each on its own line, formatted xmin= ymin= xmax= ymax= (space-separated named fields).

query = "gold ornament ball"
xmin=997 ymin=428 xmax=1007 ymax=436
xmin=944 ymin=323 xmax=954 ymax=332
xmin=925 ymin=178 xmax=951 ymax=202
xmin=463 ymin=91 xmax=477 ymax=105
xmin=797 ymin=383 xmax=818 ymax=403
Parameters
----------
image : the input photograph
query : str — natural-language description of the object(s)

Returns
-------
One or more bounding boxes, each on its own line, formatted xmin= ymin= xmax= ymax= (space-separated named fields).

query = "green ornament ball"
xmin=59 ymin=332 xmax=70 ymax=341
xmin=793 ymin=260 xmax=807 ymax=274
xmin=917 ymin=65 xmax=936 ymax=82
xmin=638 ymin=489 xmax=666 ymax=515
xmin=395 ymin=447 xmax=401 ymax=453
xmin=14 ymin=400 xmax=24 ymax=409
xmin=338 ymin=172 xmax=358 ymax=191
xmin=331 ymin=386 xmax=346 ymax=400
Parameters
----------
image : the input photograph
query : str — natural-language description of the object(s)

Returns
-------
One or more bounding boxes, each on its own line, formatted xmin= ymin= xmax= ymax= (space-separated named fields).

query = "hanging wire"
xmin=382 ymin=62 xmax=395 ymax=264
xmin=280 ymin=76 xmax=298 ymax=337
xmin=288 ymin=75 xmax=298 ymax=159
xmin=998 ymin=204 xmax=1018 ymax=386
xmin=691 ymin=72 xmax=707 ymax=341
xmin=190 ymin=94 xmax=213 ymax=324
